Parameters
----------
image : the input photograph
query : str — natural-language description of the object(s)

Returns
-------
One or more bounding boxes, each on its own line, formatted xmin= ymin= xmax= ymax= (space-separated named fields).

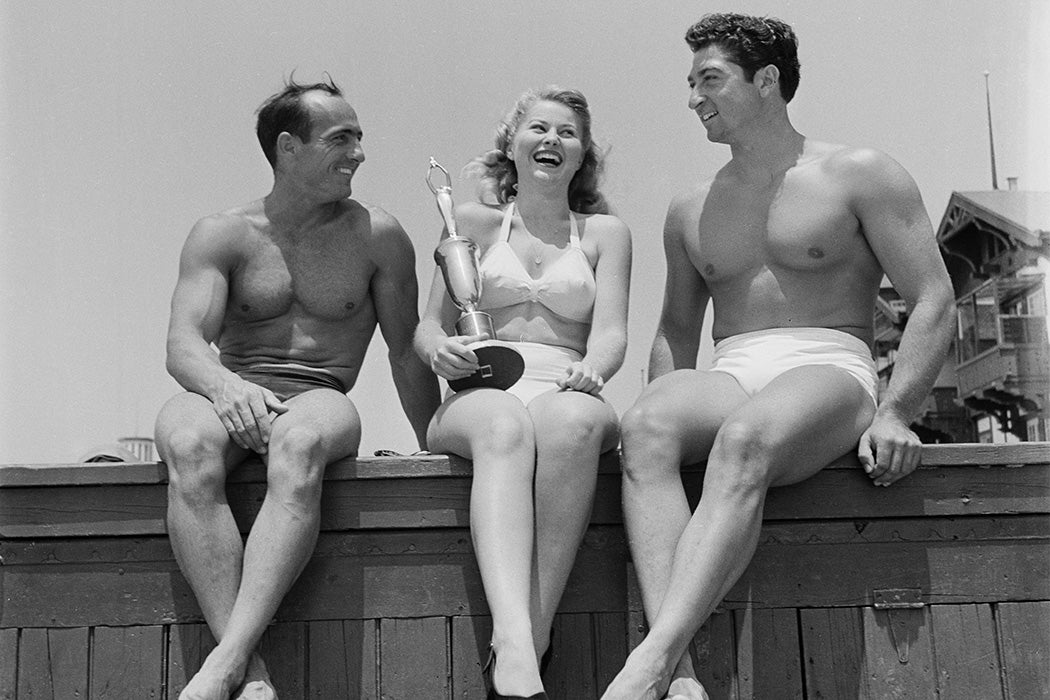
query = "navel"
xmin=807 ymin=247 xmax=825 ymax=259
xmin=703 ymin=263 xmax=716 ymax=276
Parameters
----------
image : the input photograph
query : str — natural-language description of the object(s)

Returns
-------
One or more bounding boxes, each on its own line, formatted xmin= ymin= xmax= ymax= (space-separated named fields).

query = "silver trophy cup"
xmin=427 ymin=158 xmax=523 ymax=391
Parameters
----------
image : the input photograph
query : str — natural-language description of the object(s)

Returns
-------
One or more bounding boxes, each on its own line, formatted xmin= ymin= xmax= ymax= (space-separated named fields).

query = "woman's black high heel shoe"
xmin=539 ymin=629 xmax=555 ymax=677
xmin=483 ymin=646 xmax=549 ymax=700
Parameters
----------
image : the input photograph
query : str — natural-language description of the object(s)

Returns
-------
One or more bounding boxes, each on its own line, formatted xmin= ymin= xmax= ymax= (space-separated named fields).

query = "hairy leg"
xmin=157 ymin=392 xmax=253 ymax=698
xmin=603 ymin=366 xmax=875 ymax=700
xmin=618 ymin=371 xmax=748 ymax=695
xmin=163 ymin=389 xmax=360 ymax=699
xmin=429 ymin=389 xmax=543 ymax=697
xmin=527 ymin=390 xmax=619 ymax=660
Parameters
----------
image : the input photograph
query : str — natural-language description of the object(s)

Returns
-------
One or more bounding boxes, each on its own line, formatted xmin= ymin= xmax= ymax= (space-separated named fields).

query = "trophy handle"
xmin=427 ymin=158 xmax=458 ymax=237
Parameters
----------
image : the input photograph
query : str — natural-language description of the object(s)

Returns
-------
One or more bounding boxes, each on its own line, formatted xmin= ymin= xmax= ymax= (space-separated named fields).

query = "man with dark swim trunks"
xmin=154 ymin=77 xmax=439 ymax=700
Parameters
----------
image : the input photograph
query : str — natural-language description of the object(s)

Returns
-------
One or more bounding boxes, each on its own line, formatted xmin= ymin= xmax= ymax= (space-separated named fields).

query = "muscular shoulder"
xmin=182 ymin=202 xmax=261 ymax=264
xmin=352 ymin=200 xmax=415 ymax=265
xmin=821 ymin=145 xmax=915 ymax=193
xmin=665 ymin=181 xmax=711 ymax=239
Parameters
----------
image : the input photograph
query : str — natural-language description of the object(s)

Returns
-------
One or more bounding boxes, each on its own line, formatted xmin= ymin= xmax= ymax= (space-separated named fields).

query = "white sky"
xmin=1 ymin=1 xmax=1047 ymax=463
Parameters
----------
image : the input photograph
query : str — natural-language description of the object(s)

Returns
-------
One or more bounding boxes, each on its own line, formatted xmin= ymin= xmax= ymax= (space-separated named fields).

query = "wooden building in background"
xmin=875 ymin=189 xmax=1050 ymax=444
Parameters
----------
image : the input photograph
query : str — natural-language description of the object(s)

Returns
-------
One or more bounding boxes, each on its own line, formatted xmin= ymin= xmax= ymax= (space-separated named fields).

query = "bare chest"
xmin=693 ymin=175 xmax=867 ymax=283
xmin=229 ymin=231 xmax=374 ymax=322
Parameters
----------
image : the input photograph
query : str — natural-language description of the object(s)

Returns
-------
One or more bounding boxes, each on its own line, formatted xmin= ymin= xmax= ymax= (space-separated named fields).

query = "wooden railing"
xmin=1 ymin=443 xmax=1048 ymax=698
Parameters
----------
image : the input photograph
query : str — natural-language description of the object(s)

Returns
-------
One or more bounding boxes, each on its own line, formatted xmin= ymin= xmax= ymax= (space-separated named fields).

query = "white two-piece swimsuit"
xmin=473 ymin=202 xmax=597 ymax=405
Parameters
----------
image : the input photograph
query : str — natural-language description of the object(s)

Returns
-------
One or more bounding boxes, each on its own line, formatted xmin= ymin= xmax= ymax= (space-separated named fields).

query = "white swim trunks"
xmin=708 ymin=327 xmax=878 ymax=406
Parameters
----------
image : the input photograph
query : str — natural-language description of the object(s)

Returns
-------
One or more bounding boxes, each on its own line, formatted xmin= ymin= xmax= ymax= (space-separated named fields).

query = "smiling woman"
xmin=0 ymin=1 xmax=1042 ymax=465
xmin=413 ymin=86 xmax=632 ymax=698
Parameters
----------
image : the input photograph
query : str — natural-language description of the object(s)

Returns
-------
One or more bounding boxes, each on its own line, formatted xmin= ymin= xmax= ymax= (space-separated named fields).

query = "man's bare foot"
xmin=665 ymin=677 xmax=709 ymax=700
xmin=600 ymin=653 xmax=669 ymax=700
xmin=233 ymin=653 xmax=278 ymax=700
xmin=179 ymin=653 xmax=243 ymax=700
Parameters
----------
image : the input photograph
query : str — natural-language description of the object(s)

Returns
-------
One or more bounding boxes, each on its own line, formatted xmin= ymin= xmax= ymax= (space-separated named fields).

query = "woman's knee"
xmin=537 ymin=401 xmax=615 ymax=451
xmin=471 ymin=409 xmax=534 ymax=456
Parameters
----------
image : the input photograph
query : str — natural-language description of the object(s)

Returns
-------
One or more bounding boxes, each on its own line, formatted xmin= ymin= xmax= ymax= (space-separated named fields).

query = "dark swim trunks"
xmin=235 ymin=364 xmax=348 ymax=402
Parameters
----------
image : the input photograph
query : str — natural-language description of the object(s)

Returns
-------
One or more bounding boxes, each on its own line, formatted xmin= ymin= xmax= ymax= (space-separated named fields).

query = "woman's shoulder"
xmin=453 ymin=200 xmax=507 ymax=243
xmin=576 ymin=211 xmax=630 ymax=241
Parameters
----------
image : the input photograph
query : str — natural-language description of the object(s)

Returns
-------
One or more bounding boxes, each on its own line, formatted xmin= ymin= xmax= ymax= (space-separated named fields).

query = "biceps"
xmin=169 ymin=269 xmax=228 ymax=342
xmin=373 ymin=268 xmax=422 ymax=344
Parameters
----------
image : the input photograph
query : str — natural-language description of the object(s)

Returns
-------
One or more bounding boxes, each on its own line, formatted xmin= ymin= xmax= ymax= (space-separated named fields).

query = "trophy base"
xmin=448 ymin=341 xmax=525 ymax=392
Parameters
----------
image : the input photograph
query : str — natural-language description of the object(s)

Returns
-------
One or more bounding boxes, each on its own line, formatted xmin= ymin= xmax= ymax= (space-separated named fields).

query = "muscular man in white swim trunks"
xmin=602 ymin=13 xmax=955 ymax=700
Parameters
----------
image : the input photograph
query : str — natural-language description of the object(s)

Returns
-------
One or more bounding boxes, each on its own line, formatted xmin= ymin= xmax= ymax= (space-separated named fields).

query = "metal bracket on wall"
xmin=873 ymin=588 xmax=925 ymax=664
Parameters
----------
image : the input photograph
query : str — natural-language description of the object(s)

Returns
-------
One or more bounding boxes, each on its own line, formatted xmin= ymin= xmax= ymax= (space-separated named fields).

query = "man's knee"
xmin=621 ymin=397 xmax=680 ymax=453
xmin=162 ymin=430 xmax=228 ymax=505
xmin=267 ymin=425 xmax=326 ymax=499
xmin=708 ymin=417 xmax=779 ymax=490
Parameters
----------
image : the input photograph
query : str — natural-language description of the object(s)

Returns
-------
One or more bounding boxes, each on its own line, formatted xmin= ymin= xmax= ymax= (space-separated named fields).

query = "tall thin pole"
xmin=984 ymin=71 xmax=999 ymax=190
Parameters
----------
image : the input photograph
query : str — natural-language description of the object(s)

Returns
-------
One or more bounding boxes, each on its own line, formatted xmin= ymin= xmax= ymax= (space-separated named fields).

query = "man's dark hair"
xmin=685 ymin=13 xmax=801 ymax=103
xmin=256 ymin=76 xmax=343 ymax=168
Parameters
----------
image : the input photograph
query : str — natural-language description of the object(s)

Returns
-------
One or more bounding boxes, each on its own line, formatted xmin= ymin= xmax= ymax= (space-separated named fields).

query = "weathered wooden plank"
xmin=5 ymin=447 xmax=1047 ymax=538
xmin=691 ymin=612 xmax=736 ymax=699
xmin=997 ymin=601 xmax=1050 ymax=700
xmin=0 ymin=461 xmax=167 ymax=487
xmin=4 ymin=442 xmax=1041 ymax=487
xmin=344 ymin=619 xmax=379 ymax=700
xmin=914 ymin=442 xmax=1049 ymax=466
xmin=801 ymin=607 xmax=866 ymax=699
xmin=593 ymin=612 xmax=629 ymax=693
xmin=90 ymin=625 xmax=165 ymax=698
xmin=379 ymin=617 xmax=448 ymax=700
xmin=723 ymin=518 xmax=1050 ymax=609
xmin=450 ymin=615 xmax=491 ymax=700
xmin=16 ymin=628 xmax=54 ymax=699
xmin=258 ymin=622 xmax=306 ymax=698
xmin=862 ymin=606 xmax=937 ymax=698
xmin=307 ymin=620 xmax=351 ymax=699
xmin=930 ymin=604 xmax=1004 ymax=700
xmin=166 ymin=623 xmax=215 ymax=700
xmin=0 ymin=629 xmax=15 ymax=700
xmin=683 ymin=463 xmax=1050 ymax=522
xmin=734 ymin=607 xmax=802 ymax=699
xmin=5 ymin=516 xmax=1047 ymax=628
xmin=46 ymin=628 xmax=89 ymax=699
xmin=545 ymin=613 xmax=597 ymax=699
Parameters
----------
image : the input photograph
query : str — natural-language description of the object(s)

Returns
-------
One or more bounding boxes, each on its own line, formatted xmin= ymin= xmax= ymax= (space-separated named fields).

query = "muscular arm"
xmin=370 ymin=212 xmax=441 ymax=450
xmin=165 ymin=216 xmax=287 ymax=452
xmin=649 ymin=193 xmax=711 ymax=380
xmin=848 ymin=149 xmax=956 ymax=484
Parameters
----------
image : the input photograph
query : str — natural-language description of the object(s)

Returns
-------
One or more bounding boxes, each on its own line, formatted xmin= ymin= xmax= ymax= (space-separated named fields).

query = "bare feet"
xmin=665 ymin=677 xmax=709 ymax=700
xmin=600 ymin=643 xmax=677 ymax=700
xmin=178 ymin=652 xmax=244 ymax=700
xmin=233 ymin=653 xmax=278 ymax=700
xmin=600 ymin=662 xmax=668 ymax=700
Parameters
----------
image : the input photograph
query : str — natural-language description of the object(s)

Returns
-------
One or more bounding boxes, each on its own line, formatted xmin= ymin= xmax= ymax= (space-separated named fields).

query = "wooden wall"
xmin=1 ymin=443 xmax=1048 ymax=698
